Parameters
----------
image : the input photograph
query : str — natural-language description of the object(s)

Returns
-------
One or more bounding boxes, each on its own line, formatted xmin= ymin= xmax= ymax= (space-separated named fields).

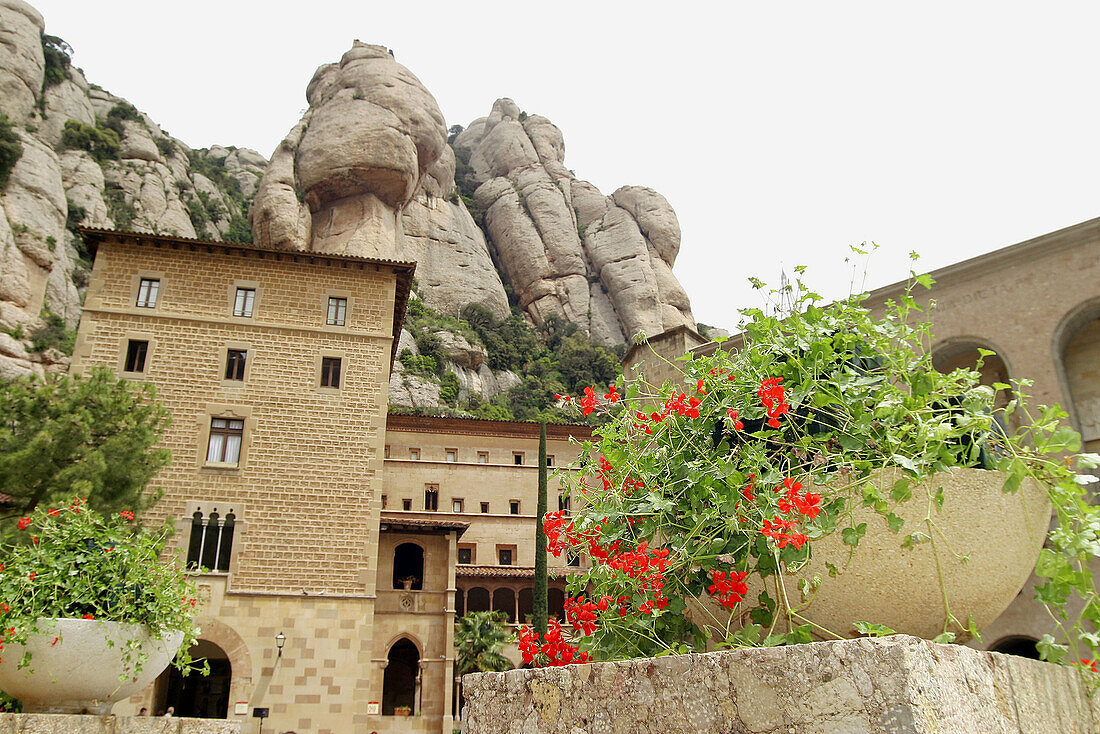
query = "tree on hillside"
xmin=455 ymin=610 xmax=512 ymax=677
xmin=0 ymin=368 xmax=171 ymax=532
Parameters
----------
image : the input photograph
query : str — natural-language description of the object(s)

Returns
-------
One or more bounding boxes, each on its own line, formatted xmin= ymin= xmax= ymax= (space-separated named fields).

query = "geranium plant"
xmin=0 ymin=498 xmax=203 ymax=679
xmin=522 ymin=268 xmax=1100 ymax=674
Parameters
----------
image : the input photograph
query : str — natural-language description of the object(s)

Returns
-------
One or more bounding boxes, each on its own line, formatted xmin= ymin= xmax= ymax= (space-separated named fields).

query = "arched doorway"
xmin=393 ymin=543 xmax=424 ymax=590
xmin=989 ymin=635 xmax=1040 ymax=660
xmin=466 ymin=587 xmax=490 ymax=613
xmin=382 ymin=638 xmax=420 ymax=715
xmin=155 ymin=639 xmax=231 ymax=717
xmin=548 ymin=588 xmax=565 ymax=622
xmin=1062 ymin=314 xmax=1100 ymax=455
xmin=492 ymin=588 xmax=516 ymax=623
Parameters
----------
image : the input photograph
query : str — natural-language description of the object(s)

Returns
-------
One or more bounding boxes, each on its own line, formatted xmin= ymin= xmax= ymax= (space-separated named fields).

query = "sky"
xmin=29 ymin=1 xmax=1100 ymax=333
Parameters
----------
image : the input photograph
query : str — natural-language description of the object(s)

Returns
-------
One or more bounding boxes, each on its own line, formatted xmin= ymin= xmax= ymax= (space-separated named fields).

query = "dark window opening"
xmin=492 ymin=588 xmax=516 ymax=623
xmin=518 ymin=587 xmax=534 ymax=624
xmin=125 ymin=340 xmax=148 ymax=373
xmin=567 ymin=551 xmax=580 ymax=567
xmin=155 ymin=639 xmax=230 ymax=718
xmin=480 ymin=502 xmax=490 ymax=513
xmin=402 ymin=498 xmax=412 ymax=511
xmin=549 ymin=588 xmax=566 ymax=622
xmin=457 ymin=547 xmax=472 ymax=564
xmin=510 ymin=500 xmax=520 ymax=515
xmin=321 ymin=357 xmax=342 ymax=388
xmin=466 ymin=587 xmax=489 ymax=613
xmin=498 ymin=548 xmax=513 ymax=566
xmin=425 ymin=485 xmax=439 ymax=511
xmin=392 ymin=543 xmax=423 ymax=590
xmin=186 ymin=509 xmax=235 ymax=572
xmin=545 ymin=455 xmax=554 ymax=467
xmin=513 ymin=453 xmax=524 ymax=465
xmin=558 ymin=495 xmax=570 ymax=512
xmin=225 ymin=349 xmax=246 ymax=380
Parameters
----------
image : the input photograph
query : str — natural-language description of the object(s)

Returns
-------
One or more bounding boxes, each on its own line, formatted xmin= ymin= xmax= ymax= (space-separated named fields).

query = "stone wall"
xmin=462 ymin=635 xmax=1099 ymax=734
xmin=0 ymin=714 xmax=238 ymax=733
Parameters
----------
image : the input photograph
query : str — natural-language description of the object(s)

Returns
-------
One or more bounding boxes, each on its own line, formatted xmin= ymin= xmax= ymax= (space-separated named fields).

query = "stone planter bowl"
xmin=0 ymin=618 xmax=184 ymax=714
xmin=690 ymin=467 xmax=1051 ymax=642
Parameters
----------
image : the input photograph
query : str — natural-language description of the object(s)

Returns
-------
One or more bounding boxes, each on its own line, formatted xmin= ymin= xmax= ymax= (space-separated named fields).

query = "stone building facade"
xmin=622 ymin=215 xmax=1100 ymax=657
xmin=68 ymin=229 xmax=594 ymax=734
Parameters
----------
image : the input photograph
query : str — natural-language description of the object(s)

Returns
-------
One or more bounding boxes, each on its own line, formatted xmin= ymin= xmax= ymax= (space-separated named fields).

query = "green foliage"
xmin=29 ymin=310 xmax=74 ymax=354
xmin=155 ymin=137 xmax=174 ymax=159
xmin=0 ymin=367 xmax=171 ymax=527
xmin=451 ymin=145 xmax=484 ymax=222
xmin=534 ymin=422 xmax=549 ymax=636
xmin=440 ymin=371 xmax=461 ymax=406
xmin=398 ymin=349 xmax=438 ymax=378
xmin=454 ymin=611 xmax=512 ymax=676
xmin=65 ymin=199 xmax=86 ymax=233
xmin=222 ymin=200 xmax=252 ymax=244
xmin=61 ymin=119 xmax=119 ymax=162
xmin=40 ymin=34 xmax=71 ymax=90
xmin=0 ymin=114 xmax=23 ymax=192
xmin=100 ymin=103 xmax=143 ymax=139
xmin=104 ymin=186 xmax=136 ymax=230
xmin=414 ymin=332 xmax=446 ymax=377
xmin=0 ymin=499 xmax=202 ymax=678
xmin=555 ymin=265 xmax=1100 ymax=668
xmin=447 ymin=124 xmax=464 ymax=144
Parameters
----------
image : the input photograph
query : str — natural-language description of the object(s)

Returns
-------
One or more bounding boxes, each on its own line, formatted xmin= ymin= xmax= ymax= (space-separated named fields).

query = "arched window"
xmin=155 ymin=639 xmax=232 ymax=718
xmin=382 ymin=639 xmax=419 ymax=715
xmin=492 ymin=588 xmax=516 ymax=623
xmin=466 ymin=587 xmax=490 ymax=613
xmin=1061 ymin=314 xmax=1100 ymax=455
xmin=548 ymin=588 xmax=566 ymax=622
xmin=393 ymin=543 xmax=424 ymax=590
xmin=518 ymin=588 xmax=534 ymax=625
xmin=186 ymin=508 xmax=236 ymax=572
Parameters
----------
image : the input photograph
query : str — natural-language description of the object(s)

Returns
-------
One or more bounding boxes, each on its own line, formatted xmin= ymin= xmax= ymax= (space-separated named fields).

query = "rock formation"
xmin=454 ymin=98 xmax=696 ymax=345
xmin=0 ymin=0 xmax=264 ymax=377
xmin=251 ymin=42 xmax=511 ymax=321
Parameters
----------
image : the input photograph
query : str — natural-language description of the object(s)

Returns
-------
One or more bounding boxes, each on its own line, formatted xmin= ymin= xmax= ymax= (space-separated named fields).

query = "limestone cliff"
xmin=0 ymin=0 xmax=265 ymax=378
xmin=454 ymin=98 xmax=696 ymax=346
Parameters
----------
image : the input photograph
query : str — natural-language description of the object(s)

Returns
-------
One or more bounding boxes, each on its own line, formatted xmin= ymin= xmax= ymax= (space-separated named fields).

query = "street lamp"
xmin=275 ymin=631 xmax=286 ymax=658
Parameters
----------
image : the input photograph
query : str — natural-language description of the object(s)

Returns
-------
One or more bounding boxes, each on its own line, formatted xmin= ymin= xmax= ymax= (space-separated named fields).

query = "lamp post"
xmin=275 ymin=631 xmax=286 ymax=659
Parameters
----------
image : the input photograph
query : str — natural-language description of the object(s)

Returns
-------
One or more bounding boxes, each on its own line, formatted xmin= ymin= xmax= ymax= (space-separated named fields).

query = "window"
xmin=206 ymin=418 xmax=244 ymax=464
xmin=545 ymin=455 xmax=555 ymax=467
xmin=445 ymin=449 xmax=457 ymax=463
xmin=497 ymin=547 xmax=514 ymax=566
xmin=381 ymin=495 xmax=388 ymax=509
xmin=136 ymin=278 xmax=159 ymax=308
xmin=186 ymin=508 xmax=235 ymax=572
xmin=233 ymin=287 xmax=255 ymax=317
xmin=457 ymin=544 xmax=475 ymax=564
xmin=558 ymin=495 xmax=570 ymax=512
xmin=409 ymin=448 xmax=420 ymax=460
xmin=384 ymin=445 xmax=391 ymax=458
xmin=124 ymin=339 xmax=148 ymax=373
xmin=452 ymin=498 xmax=464 ymax=513
xmin=509 ymin=500 xmax=520 ymax=515
xmin=225 ymin=349 xmax=247 ymax=381
xmin=513 ymin=452 xmax=524 ymax=465
xmin=402 ymin=498 xmax=412 ymax=511
xmin=425 ymin=485 xmax=439 ymax=511
xmin=321 ymin=357 xmax=342 ymax=388
xmin=327 ymin=296 xmax=347 ymax=326
xmin=480 ymin=502 xmax=490 ymax=513
xmin=477 ymin=451 xmax=489 ymax=464
xmin=567 ymin=551 xmax=580 ymax=567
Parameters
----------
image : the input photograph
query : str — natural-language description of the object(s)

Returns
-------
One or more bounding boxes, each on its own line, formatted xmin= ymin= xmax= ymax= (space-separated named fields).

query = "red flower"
xmin=707 ymin=569 xmax=749 ymax=608
xmin=120 ymin=510 xmax=135 ymax=521
xmin=726 ymin=409 xmax=744 ymax=431
xmin=27 ymin=573 xmax=35 ymax=580
xmin=0 ymin=603 xmax=8 ymax=614
xmin=82 ymin=614 xmax=94 ymax=620
xmin=1081 ymin=658 xmax=1099 ymax=672
xmin=16 ymin=518 xmax=30 ymax=531
xmin=580 ymin=386 xmax=598 ymax=417
xmin=50 ymin=636 xmax=59 ymax=647
xmin=603 ymin=385 xmax=620 ymax=403
xmin=46 ymin=509 xmax=59 ymax=517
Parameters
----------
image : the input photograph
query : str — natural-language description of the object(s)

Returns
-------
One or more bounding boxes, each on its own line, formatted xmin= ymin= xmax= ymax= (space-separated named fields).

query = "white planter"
xmin=0 ymin=618 xmax=183 ymax=714
xmin=690 ymin=467 xmax=1051 ymax=642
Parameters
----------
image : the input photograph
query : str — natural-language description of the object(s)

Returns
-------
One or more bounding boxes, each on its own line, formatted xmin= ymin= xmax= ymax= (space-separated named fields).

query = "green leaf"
xmin=825 ymin=561 xmax=839 ymax=578
xmin=890 ymin=478 xmax=911 ymax=503
xmin=901 ymin=531 xmax=930 ymax=548
xmin=842 ymin=523 xmax=867 ymax=548
xmin=854 ymin=621 xmax=896 ymax=637
xmin=932 ymin=632 xmax=956 ymax=644
xmin=891 ymin=453 xmax=918 ymax=474
xmin=886 ymin=513 xmax=905 ymax=533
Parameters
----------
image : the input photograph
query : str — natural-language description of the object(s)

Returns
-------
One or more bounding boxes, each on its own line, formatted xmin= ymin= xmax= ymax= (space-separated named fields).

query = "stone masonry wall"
xmin=462 ymin=635 xmax=1100 ymax=734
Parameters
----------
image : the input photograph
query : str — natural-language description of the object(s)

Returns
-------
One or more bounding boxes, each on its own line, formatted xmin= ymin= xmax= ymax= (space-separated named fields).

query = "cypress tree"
xmin=533 ymin=421 xmax=549 ymax=636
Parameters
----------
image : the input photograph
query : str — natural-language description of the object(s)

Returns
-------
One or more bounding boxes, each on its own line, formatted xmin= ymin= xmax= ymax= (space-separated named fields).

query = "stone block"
xmin=461 ymin=635 xmax=1100 ymax=733
xmin=0 ymin=714 xmax=240 ymax=733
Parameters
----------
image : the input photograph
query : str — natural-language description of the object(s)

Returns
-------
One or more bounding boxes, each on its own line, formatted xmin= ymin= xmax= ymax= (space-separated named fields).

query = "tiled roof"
xmin=455 ymin=565 xmax=579 ymax=579
xmin=379 ymin=516 xmax=469 ymax=538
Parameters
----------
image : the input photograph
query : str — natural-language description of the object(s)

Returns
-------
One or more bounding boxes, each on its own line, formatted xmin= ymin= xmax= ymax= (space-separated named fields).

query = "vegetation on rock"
xmin=0 ymin=114 xmax=23 ymax=192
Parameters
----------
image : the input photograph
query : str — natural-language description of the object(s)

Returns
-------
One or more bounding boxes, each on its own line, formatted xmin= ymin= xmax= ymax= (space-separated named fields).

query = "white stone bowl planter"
xmin=691 ymin=467 xmax=1051 ymax=641
xmin=0 ymin=618 xmax=183 ymax=714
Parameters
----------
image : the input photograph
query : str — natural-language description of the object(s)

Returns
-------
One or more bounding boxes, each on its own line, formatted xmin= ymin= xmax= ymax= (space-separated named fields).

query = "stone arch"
xmin=466 ymin=586 xmax=490 ymax=613
xmin=153 ymin=617 xmax=251 ymax=718
xmin=382 ymin=636 xmax=421 ymax=715
xmin=931 ymin=337 xmax=1016 ymax=433
xmin=393 ymin=541 xmax=424 ymax=590
xmin=1053 ymin=298 xmax=1100 ymax=453
xmin=988 ymin=634 xmax=1040 ymax=660
xmin=492 ymin=587 xmax=516 ymax=623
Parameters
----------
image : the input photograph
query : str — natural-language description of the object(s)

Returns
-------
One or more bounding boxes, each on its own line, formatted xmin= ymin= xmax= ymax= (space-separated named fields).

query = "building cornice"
xmin=385 ymin=413 xmax=594 ymax=440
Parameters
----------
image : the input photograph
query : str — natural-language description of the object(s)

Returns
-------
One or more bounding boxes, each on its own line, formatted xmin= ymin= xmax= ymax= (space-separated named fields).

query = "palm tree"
xmin=455 ymin=610 xmax=512 ymax=677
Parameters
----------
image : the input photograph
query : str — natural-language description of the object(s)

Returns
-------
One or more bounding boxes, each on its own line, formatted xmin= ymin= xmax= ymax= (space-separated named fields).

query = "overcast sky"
xmin=30 ymin=1 xmax=1100 ymax=332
